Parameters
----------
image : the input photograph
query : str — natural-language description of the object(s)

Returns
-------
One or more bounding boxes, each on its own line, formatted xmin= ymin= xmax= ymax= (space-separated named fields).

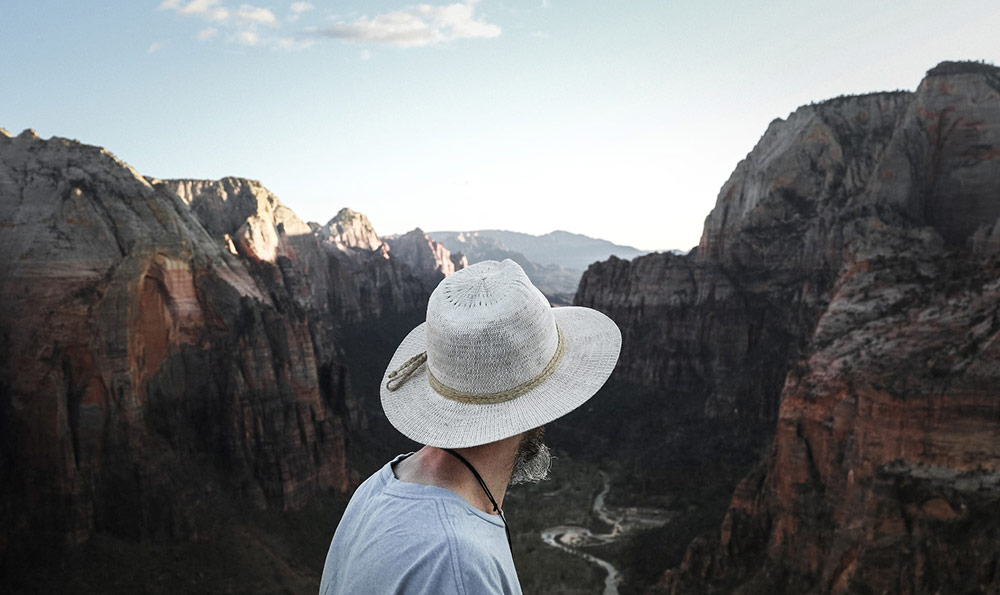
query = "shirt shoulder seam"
xmin=434 ymin=498 xmax=469 ymax=595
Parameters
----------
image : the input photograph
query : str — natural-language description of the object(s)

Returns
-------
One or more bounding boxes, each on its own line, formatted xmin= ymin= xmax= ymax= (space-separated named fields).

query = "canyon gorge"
xmin=1 ymin=60 xmax=998 ymax=594
xmin=577 ymin=61 xmax=1000 ymax=594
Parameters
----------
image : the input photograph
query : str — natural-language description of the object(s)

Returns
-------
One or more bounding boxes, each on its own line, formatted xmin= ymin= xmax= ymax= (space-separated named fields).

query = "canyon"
xmin=0 ymin=131 xmax=461 ymax=580
xmin=1 ymin=60 xmax=998 ymax=595
xmin=576 ymin=61 xmax=1000 ymax=593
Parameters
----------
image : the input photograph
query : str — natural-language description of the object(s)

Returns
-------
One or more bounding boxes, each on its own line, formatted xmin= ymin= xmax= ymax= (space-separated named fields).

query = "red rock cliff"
xmin=659 ymin=62 xmax=1000 ymax=595
xmin=580 ymin=61 xmax=1000 ymax=594
xmin=0 ymin=130 xmax=434 ymax=563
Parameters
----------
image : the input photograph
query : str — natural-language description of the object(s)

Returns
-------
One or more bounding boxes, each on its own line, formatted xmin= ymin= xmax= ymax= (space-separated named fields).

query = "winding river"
xmin=540 ymin=473 xmax=672 ymax=595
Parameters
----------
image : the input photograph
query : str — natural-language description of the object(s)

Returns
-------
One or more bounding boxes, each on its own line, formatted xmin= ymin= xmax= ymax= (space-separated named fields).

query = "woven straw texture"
xmin=380 ymin=259 xmax=622 ymax=448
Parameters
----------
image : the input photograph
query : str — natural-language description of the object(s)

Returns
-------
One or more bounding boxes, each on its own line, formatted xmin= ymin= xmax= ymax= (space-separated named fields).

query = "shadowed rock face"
xmin=578 ymin=62 xmax=1000 ymax=594
xmin=661 ymin=224 xmax=1000 ymax=595
xmin=0 ymin=132 xmax=432 ymax=561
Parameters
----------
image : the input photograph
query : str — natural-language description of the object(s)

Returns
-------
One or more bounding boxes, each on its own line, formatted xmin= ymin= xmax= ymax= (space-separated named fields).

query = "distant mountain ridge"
xmin=426 ymin=229 xmax=649 ymax=305
xmin=430 ymin=229 xmax=649 ymax=271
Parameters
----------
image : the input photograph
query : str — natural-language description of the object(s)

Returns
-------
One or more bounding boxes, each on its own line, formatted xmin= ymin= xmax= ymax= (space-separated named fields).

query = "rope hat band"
xmin=385 ymin=324 xmax=565 ymax=404
xmin=380 ymin=259 xmax=622 ymax=449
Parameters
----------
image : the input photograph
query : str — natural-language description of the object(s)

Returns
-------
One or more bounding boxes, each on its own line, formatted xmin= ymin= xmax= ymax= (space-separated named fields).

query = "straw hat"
xmin=380 ymin=259 xmax=621 ymax=449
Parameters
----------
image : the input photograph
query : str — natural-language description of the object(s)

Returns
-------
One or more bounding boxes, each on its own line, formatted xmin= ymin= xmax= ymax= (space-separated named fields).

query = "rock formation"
xmin=577 ymin=61 xmax=1000 ymax=593
xmin=382 ymin=227 xmax=465 ymax=288
xmin=314 ymin=207 xmax=385 ymax=253
xmin=311 ymin=208 xmax=429 ymax=326
xmin=0 ymin=131 xmax=436 ymax=568
xmin=663 ymin=224 xmax=1000 ymax=594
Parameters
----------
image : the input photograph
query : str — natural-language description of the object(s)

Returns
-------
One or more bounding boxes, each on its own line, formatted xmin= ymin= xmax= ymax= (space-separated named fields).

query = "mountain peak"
xmin=383 ymin=228 xmax=463 ymax=285
xmin=318 ymin=207 xmax=383 ymax=252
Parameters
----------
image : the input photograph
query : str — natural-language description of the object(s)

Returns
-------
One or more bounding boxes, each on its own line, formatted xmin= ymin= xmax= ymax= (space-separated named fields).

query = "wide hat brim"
xmin=380 ymin=306 xmax=622 ymax=449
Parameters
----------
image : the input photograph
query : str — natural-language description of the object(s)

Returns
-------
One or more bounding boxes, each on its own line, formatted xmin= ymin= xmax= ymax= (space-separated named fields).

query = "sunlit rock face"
xmin=315 ymin=207 xmax=385 ymax=253
xmin=0 ymin=131 xmax=434 ymax=560
xmin=383 ymin=227 xmax=466 ymax=288
xmin=311 ymin=208 xmax=429 ymax=326
xmin=580 ymin=61 xmax=1000 ymax=594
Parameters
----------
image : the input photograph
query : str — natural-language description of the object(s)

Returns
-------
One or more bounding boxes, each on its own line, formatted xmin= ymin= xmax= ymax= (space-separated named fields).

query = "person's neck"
xmin=392 ymin=435 xmax=520 ymax=514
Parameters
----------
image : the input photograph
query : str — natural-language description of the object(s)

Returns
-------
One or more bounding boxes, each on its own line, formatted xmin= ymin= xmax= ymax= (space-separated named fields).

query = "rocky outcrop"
xmin=661 ymin=224 xmax=1000 ymax=595
xmin=577 ymin=61 xmax=1000 ymax=594
xmin=383 ymin=227 xmax=465 ymax=288
xmin=313 ymin=209 xmax=428 ymax=327
xmin=160 ymin=183 xmax=426 ymax=328
xmin=0 ymin=131 xmax=350 ymax=557
xmin=314 ymin=207 xmax=384 ymax=253
xmin=0 ymin=131 xmax=435 ymax=566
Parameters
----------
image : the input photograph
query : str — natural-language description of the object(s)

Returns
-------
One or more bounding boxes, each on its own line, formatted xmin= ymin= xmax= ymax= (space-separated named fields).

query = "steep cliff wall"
xmin=657 ymin=62 xmax=1000 ymax=595
xmin=662 ymin=223 xmax=1000 ymax=594
xmin=577 ymin=90 xmax=913 ymax=424
xmin=312 ymin=209 xmax=430 ymax=327
xmin=578 ymin=61 xmax=1000 ymax=594
xmin=0 ymin=131 xmax=434 ymax=568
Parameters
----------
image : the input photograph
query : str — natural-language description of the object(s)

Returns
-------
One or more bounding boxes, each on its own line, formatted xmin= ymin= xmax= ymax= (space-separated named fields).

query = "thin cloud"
xmin=312 ymin=2 xmax=501 ymax=47
xmin=234 ymin=30 xmax=260 ymax=45
xmin=159 ymin=0 xmax=230 ymax=21
xmin=160 ymin=1 xmax=292 ymax=48
xmin=531 ymin=30 xmax=548 ymax=38
xmin=236 ymin=4 xmax=278 ymax=26
xmin=148 ymin=41 xmax=165 ymax=53
xmin=288 ymin=1 xmax=313 ymax=22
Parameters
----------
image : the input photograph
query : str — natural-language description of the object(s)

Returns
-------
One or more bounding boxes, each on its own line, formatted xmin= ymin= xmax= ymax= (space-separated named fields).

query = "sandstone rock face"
xmin=662 ymin=225 xmax=1000 ymax=595
xmin=313 ymin=209 xmax=429 ymax=327
xmin=162 ymin=181 xmax=426 ymax=327
xmin=870 ymin=62 xmax=1000 ymax=251
xmin=577 ymin=62 xmax=1000 ymax=594
xmin=383 ymin=227 xmax=465 ymax=288
xmin=576 ymin=92 xmax=912 ymax=422
xmin=0 ymin=132 xmax=431 ymax=562
xmin=315 ymin=207 xmax=385 ymax=253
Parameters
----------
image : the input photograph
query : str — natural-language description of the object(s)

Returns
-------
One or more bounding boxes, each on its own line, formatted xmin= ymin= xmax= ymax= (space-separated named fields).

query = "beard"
xmin=509 ymin=425 xmax=552 ymax=485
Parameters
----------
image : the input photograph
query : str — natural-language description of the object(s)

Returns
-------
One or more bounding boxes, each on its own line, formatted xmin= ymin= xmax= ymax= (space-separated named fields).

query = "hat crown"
xmin=426 ymin=260 xmax=558 ymax=395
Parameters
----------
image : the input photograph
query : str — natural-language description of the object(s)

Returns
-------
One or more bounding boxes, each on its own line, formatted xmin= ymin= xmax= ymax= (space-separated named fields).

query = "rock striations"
xmin=577 ymin=61 xmax=1000 ymax=594
xmin=0 ymin=131 xmax=446 ymax=565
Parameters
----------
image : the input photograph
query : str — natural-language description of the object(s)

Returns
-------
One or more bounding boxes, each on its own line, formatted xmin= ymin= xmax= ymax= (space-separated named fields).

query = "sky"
xmin=2 ymin=1 xmax=999 ymax=251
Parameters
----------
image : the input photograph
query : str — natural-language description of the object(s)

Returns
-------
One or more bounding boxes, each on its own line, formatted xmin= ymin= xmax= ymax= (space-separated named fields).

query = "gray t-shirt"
xmin=319 ymin=453 xmax=523 ymax=595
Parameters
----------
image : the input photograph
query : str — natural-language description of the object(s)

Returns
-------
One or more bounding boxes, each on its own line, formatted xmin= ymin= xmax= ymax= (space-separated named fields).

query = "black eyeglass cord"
xmin=443 ymin=448 xmax=513 ymax=551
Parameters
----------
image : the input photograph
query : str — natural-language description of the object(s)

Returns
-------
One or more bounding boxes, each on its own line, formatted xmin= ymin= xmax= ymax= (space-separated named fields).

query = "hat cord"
xmin=443 ymin=448 xmax=513 ymax=552
xmin=385 ymin=351 xmax=428 ymax=391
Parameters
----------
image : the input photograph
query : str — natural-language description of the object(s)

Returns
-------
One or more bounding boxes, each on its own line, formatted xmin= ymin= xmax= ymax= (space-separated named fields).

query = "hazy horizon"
xmin=3 ymin=0 xmax=999 ymax=252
